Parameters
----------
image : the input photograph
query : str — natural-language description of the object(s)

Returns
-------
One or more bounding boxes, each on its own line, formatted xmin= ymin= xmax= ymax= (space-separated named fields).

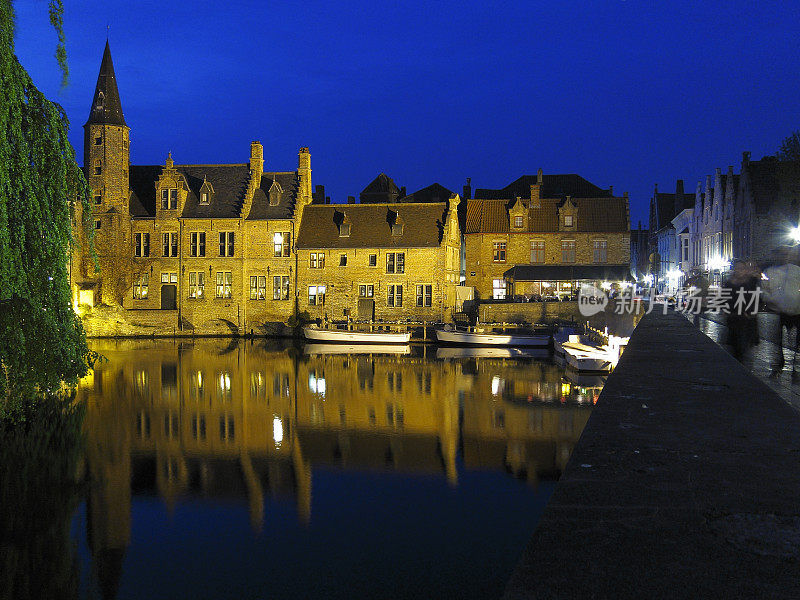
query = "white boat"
xmin=435 ymin=346 xmax=550 ymax=360
xmin=435 ymin=327 xmax=550 ymax=347
xmin=304 ymin=343 xmax=411 ymax=355
xmin=553 ymin=329 xmax=627 ymax=372
xmin=303 ymin=325 xmax=411 ymax=344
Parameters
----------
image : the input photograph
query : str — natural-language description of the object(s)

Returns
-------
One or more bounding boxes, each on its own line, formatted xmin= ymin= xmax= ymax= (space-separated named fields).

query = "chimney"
xmin=325 ymin=196 xmax=331 ymax=204
xmin=609 ymin=185 xmax=613 ymax=195
xmin=463 ymin=177 xmax=472 ymax=200
xmin=537 ymin=167 xmax=543 ymax=185
xmin=250 ymin=141 xmax=264 ymax=175
xmin=399 ymin=186 xmax=406 ymax=198
xmin=298 ymin=147 xmax=311 ymax=203
xmin=313 ymin=184 xmax=325 ymax=204
xmin=530 ymin=179 xmax=541 ymax=209
xmin=674 ymin=179 xmax=684 ymax=216
xmin=742 ymin=151 xmax=751 ymax=166
xmin=347 ymin=195 xmax=355 ymax=204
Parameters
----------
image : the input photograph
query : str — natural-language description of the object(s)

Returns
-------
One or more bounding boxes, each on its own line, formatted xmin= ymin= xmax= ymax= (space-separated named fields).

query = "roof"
xmin=654 ymin=191 xmax=694 ymax=228
xmin=399 ymin=183 xmax=466 ymax=232
xmin=465 ymin=197 xmax=628 ymax=233
xmin=360 ymin=173 xmax=401 ymax=203
xmin=474 ymin=174 xmax=612 ymax=200
xmin=128 ymin=165 xmax=297 ymax=219
xmin=85 ymin=41 xmax=126 ymax=127
xmin=745 ymin=157 xmax=800 ymax=213
xmin=503 ymin=264 xmax=632 ymax=281
xmin=296 ymin=203 xmax=449 ymax=249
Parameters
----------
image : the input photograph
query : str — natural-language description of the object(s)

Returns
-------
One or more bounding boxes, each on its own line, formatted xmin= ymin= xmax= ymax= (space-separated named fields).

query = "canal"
xmin=70 ymin=339 xmax=602 ymax=599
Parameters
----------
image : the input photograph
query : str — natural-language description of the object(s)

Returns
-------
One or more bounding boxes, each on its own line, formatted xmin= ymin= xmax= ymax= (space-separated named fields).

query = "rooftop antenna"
xmin=106 ymin=24 xmax=110 ymax=40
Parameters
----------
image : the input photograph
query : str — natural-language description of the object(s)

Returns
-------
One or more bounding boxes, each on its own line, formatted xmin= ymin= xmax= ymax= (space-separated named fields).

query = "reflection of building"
xmin=79 ymin=340 xmax=594 ymax=596
xmin=464 ymin=171 xmax=630 ymax=299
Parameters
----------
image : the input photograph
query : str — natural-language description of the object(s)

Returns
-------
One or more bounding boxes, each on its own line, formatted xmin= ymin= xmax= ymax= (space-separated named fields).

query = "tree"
xmin=776 ymin=130 xmax=800 ymax=162
xmin=0 ymin=1 xmax=95 ymax=401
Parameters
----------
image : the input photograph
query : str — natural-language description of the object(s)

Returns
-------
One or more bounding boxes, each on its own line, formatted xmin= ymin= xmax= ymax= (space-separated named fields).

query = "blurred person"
xmin=763 ymin=246 xmax=800 ymax=375
xmin=721 ymin=260 xmax=761 ymax=361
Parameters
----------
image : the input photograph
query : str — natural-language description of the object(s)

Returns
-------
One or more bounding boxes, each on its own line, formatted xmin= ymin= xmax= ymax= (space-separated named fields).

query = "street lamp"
xmin=790 ymin=225 xmax=800 ymax=244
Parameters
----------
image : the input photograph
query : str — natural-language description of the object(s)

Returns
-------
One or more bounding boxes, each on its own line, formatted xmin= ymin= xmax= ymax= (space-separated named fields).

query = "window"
xmin=94 ymin=136 xmax=102 ymax=146
xmin=162 ymin=232 xmax=178 ymax=257
xmin=310 ymin=252 xmax=325 ymax=268
xmin=188 ymin=272 xmax=205 ymax=298
xmin=134 ymin=233 xmax=150 ymax=257
xmin=190 ymin=232 xmax=206 ymax=257
xmin=308 ymin=285 xmax=326 ymax=305
xmin=386 ymin=252 xmax=405 ymax=274
xmin=273 ymin=231 xmax=291 ymax=257
xmin=368 ymin=254 xmax=377 ymax=267
xmin=561 ymin=240 xmax=576 ymax=263
xmin=94 ymin=193 xmax=102 ymax=205
xmin=250 ymin=275 xmax=267 ymax=300
xmin=215 ymin=271 xmax=232 ymax=298
xmin=514 ymin=216 xmax=524 ymax=228
xmin=94 ymin=159 xmax=102 ymax=175
xmin=392 ymin=223 xmax=403 ymax=236
xmin=339 ymin=254 xmax=347 ymax=266
xmin=161 ymin=188 xmax=178 ymax=210
xmin=273 ymin=276 xmax=290 ymax=300
xmin=492 ymin=279 xmax=506 ymax=300
xmin=388 ymin=284 xmax=403 ymax=307
xmin=683 ymin=238 xmax=689 ymax=261
xmin=133 ymin=273 xmax=149 ymax=299
xmin=94 ymin=219 xmax=101 ymax=230
xmin=359 ymin=284 xmax=374 ymax=297
xmin=161 ymin=272 xmax=178 ymax=284
xmin=416 ymin=284 xmax=432 ymax=307
xmin=493 ymin=242 xmax=506 ymax=262
xmin=564 ymin=215 xmax=574 ymax=227
xmin=593 ymin=240 xmax=607 ymax=263
xmin=218 ymin=232 xmax=234 ymax=256
xmin=200 ymin=192 xmax=209 ymax=204
xmin=340 ymin=223 xmax=351 ymax=237
xmin=530 ymin=240 xmax=545 ymax=263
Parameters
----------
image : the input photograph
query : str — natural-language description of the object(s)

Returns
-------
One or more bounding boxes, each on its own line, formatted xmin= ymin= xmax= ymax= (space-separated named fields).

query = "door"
xmin=161 ymin=284 xmax=177 ymax=310
xmin=358 ymin=298 xmax=375 ymax=320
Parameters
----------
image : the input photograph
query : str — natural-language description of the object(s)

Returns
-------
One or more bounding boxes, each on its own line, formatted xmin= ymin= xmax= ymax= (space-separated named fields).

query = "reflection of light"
xmin=667 ymin=269 xmax=682 ymax=281
xmin=491 ymin=376 xmax=504 ymax=396
xmin=708 ymin=256 xmax=729 ymax=271
xmin=600 ymin=281 xmax=611 ymax=291
xmin=561 ymin=382 xmax=571 ymax=397
xmin=218 ymin=372 xmax=230 ymax=391
xmin=273 ymin=416 xmax=283 ymax=446
xmin=196 ymin=371 xmax=203 ymax=387
xmin=761 ymin=272 xmax=769 ymax=281
xmin=309 ymin=372 xmax=326 ymax=396
xmin=541 ymin=282 xmax=551 ymax=288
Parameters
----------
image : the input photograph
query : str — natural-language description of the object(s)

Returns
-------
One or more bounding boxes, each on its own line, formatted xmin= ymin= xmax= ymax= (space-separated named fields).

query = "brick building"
xmin=463 ymin=170 xmax=631 ymax=299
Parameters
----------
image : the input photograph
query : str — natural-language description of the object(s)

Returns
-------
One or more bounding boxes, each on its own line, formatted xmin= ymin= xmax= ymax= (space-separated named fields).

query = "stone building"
xmin=464 ymin=170 xmax=631 ymax=299
xmin=295 ymin=197 xmax=462 ymax=322
xmin=647 ymin=180 xmax=694 ymax=292
xmin=689 ymin=167 xmax=737 ymax=284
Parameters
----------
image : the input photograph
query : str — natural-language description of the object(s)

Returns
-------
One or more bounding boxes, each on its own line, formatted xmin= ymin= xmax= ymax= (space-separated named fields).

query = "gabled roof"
xmin=474 ymin=174 xmax=612 ymax=200
xmin=297 ymin=203 xmax=448 ymax=249
xmin=246 ymin=172 xmax=298 ymax=220
xmin=85 ymin=41 xmax=126 ymax=127
xmin=654 ymin=192 xmax=694 ymax=228
xmin=465 ymin=197 xmax=628 ymax=233
xmin=179 ymin=165 xmax=249 ymax=218
xmin=360 ymin=173 xmax=401 ymax=203
xmin=398 ymin=183 xmax=466 ymax=232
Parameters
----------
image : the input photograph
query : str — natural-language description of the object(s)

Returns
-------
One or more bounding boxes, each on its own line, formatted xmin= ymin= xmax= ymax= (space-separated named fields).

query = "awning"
xmin=503 ymin=264 xmax=632 ymax=281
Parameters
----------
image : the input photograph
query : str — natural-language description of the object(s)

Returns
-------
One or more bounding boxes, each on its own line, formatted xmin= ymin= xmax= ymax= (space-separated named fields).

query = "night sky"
xmin=13 ymin=0 xmax=800 ymax=226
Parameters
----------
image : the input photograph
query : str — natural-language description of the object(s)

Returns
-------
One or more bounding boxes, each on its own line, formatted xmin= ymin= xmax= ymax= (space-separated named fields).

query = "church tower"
xmin=84 ymin=40 xmax=130 ymax=212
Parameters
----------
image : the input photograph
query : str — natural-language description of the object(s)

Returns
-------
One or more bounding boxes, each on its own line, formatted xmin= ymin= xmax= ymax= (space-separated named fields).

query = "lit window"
xmin=308 ymin=285 xmax=326 ymax=305
xmin=188 ymin=272 xmax=205 ymax=298
xmin=250 ymin=275 xmax=267 ymax=300
xmin=514 ymin=216 xmax=523 ymax=228
xmin=387 ymin=284 xmax=403 ymax=307
xmin=359 ymin=284 xmax=374 ymax=297
xmin=134 ymin=233 xmax=150 ymax=257
xmin=310 ymin=252 xmax=325 ymax=268
xmin=160 ymin=272 xmax=178 ymax=284
xmin=530 ymin=240 xmax=544 ymax=263
xmin=273 ymin=232 xmax=290 ymax=257
xmin=416 ymin=284 xmax=432 ymax=307
xmin=218 ymin=232 xmax=234 ymax=256
xmin=593 ymin=240 xmax=607 ymax=263
xmin=133 ymin=273 xmax=149 ymax=299
xmin=492 ymin=242 xmax=506 ymax=262
xmin=493 ymin=279 xmax=506 ymax=300
xmin=215 ymin=272 xmax=232 ymax=298
xmin=200 ymin=192 xmax=209 ymax=204
xmin=309 ymin=370 xmax=326 ymax=396
xmin=368 ymin=254 xmax=377 ymax=267
xmin=564 ymin=215 xmax=574 ymax=227
xmin=190 ymin=232 xmax=206 ymax=257
xmin=273 ymin=276 xmax=289 ymax=300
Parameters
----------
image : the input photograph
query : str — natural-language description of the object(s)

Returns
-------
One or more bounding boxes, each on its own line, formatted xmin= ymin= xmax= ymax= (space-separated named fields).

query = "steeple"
xmin=86 ymin=40 xmax=126 ymax=127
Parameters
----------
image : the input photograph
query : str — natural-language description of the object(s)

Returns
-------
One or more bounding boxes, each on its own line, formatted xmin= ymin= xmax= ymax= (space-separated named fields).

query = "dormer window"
xmin=200 ymin=192 xmax=209 ymax=204
xmin=564 ymin=215 xmax=573 ymax=227
xmin=340 ymin=223 xmax=351 ymax=237
xmin=392 ymin=223 xmax=403 ymax=236
xmin=269 ymin=180 xmax=283 ymax=207
xmin=514 ymin=216 xmax=524 ymax=228
xmin=161 ymin=188 xmax=178 ymax=210
xmin=199 ymin=178 xmax=213 ymax=205
xmin=96 ymin=91 xmax=104 ymax=110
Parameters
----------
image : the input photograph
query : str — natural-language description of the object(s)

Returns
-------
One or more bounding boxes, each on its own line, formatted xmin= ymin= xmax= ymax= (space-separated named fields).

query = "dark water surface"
xmin=70 ymin=339 xmax=601 ymax=599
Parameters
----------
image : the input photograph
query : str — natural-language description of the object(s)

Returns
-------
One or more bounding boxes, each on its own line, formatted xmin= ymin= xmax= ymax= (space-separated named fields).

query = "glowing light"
xmin=273 ymin=232 xmax=284 ymax=244
xmin=790 ymin=226 xmax=800 ymax=244
xmin=667 ymin=269 xmax=682 ymax=281
xmin=600 ymin=281 xmax=611 ymax=291
xmin=643 ymin=274 xmax=654 ymax=286
xmin=309 ymin=372 xmax=326 ymax=396
xmin=491 ymin=376 xmax=504 ymax=397
xmin=708 ymin=256 xmax=729 ymax=271
xmin=541 ymin=282 xmax=551 ymax=288
xmin=272 ymin=416 xmax=283 ymax=446
xmin=761 ymin=272 xmax=769 ymax=281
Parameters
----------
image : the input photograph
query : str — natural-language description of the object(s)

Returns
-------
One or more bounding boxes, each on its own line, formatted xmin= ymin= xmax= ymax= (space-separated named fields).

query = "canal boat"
xmin=553 ymin=329 xmax=627 ymax=373
xmin=303 ymin=325 xmax=411 ymax=344
xmin=434 ymin=325 xmax=550 ymax=347
xmin=304 ymin=343 xmax=412 ymax=355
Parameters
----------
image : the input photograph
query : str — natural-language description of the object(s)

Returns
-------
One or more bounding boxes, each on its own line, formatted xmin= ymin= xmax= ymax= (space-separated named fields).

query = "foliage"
xmin=0 ymin=0 xmax=94 ymax=400
xmin=287 ymin=310 xmax=312 ymax=328
xmin=776 ymin=130 xmax=800 ymax=162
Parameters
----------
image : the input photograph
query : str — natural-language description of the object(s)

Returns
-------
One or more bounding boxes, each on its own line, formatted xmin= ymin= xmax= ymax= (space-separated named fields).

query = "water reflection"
xmin=77 ymin=339 xmax=599 ymax=599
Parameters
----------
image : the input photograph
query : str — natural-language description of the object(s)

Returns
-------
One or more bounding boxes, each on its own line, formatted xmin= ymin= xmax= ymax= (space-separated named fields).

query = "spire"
xmin=86 ymin=40 xmax=126 ymax=127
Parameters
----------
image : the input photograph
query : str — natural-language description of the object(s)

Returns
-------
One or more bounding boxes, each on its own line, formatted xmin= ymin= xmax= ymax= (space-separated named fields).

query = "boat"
xmin=435 ymin=326 xmax=550 ymax=347
xmin=302 ymin=325 xmax=411 ymax=344
xmin=435 ymin=346 xmax=550 ymax=360
xmin=553 ymin=329 xmax=627 ymax=372
xmin=304 ymin=343 xmax=411 ymax=355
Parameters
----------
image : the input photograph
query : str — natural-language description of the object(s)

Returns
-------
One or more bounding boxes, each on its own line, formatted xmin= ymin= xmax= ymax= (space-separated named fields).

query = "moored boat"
xmin=435 ymin=326 xmax=550 ymax=347
xmin=303 ymin=325 xmax=411 ymax=344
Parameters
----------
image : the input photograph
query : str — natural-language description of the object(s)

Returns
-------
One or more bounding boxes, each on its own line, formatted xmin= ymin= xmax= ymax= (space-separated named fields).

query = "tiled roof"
xmin=399 ymin=183 xmax=466 ymax=232
xmin=178 ymin=165 xmax=249 ymax=218
xmin=296 ymin=203 xmax=448 ymax=249
xmin=465 ymin=197 xmax=628 ymax=234
xmin=246 ymin=172 xmax=298 ymax=220
xmin=474 ymin=174 xmax=612 ymax=200
xmin=360 ymin=173 xmax=401 ymax=203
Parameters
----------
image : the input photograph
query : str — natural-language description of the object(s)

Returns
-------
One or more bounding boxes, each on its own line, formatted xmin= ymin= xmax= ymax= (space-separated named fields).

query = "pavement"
xmin=504 ymin=310 xmax=800 ymax=600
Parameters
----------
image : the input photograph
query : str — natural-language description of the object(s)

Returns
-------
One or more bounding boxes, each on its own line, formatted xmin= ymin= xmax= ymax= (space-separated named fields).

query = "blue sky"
xmin=13 ymin=0 xmax=800 ymax=226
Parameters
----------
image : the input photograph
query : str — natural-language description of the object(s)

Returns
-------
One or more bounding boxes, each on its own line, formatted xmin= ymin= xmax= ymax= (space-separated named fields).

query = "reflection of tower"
xmin=86 ymin=370 xmax=131 ymax=600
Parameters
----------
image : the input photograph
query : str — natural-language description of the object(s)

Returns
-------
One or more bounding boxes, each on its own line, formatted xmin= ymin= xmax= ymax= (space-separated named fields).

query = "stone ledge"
xmin=504 ymin=311 xmax=800 ymax=599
